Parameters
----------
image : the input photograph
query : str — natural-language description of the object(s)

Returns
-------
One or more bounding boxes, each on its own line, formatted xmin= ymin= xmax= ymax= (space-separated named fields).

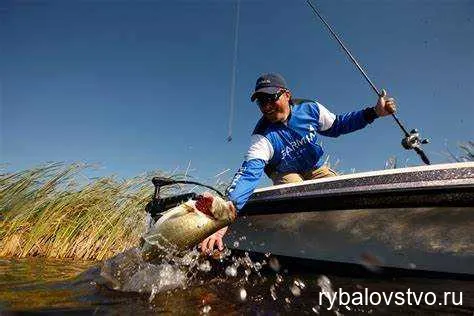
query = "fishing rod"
xmin=306 ymin=0 xmax=430 ymax=165
xmin=146 ymin=177 xmax=225 ymax=219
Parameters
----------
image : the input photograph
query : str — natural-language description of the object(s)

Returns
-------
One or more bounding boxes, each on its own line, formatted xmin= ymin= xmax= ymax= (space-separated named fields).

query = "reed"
xmin=457 ymin=141 xmax=474 ymax=161
xmin=445 ymin=141 xmax=474 ymax=163
xmin=0 ymin=162 xmax=184 ymax=261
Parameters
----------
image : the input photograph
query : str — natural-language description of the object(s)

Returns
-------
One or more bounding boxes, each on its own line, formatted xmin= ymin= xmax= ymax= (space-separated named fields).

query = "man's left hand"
xmin=199 ymin=226 xmax=228 ymax=254
xmin=375 ymin=89 xmax=397 ymax=117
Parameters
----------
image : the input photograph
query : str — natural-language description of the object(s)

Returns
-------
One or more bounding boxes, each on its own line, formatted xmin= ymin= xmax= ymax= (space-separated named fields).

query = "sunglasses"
xmin=256 ymin=90 xmax=286 ymax=107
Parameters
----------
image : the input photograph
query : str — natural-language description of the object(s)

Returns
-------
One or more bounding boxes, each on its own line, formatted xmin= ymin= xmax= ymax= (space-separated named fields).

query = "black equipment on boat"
xmin=145 ymin=177 xmax=224 ymax=219
xmin=306 ymin=0 xmax=431 ymax=165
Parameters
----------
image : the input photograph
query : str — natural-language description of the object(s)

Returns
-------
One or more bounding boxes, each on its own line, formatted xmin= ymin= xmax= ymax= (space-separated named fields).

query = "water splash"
xmin=317 ymin=275 xmax=342 ymax=314
xmin=239 ymin=288 xmax=247 ymax=301
xmin=225 ymin=265 xmax=238 ymax=277
xmin=317 ymin=275 xmax=335 ymax=302
xmin=201 ymin=305 xmax=211 ymax=314
xmin=290 ymin=278 xmax=305 ymax=297
xmin=198 ymin=260 xmax=211 ymax=272
xmin=99 ymin=248 xmax=187 ymax=293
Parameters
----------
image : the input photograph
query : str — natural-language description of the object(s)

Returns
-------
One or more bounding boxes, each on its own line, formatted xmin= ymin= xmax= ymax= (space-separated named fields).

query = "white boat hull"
xmin=226 ymin=163 xmax=474 ymax=275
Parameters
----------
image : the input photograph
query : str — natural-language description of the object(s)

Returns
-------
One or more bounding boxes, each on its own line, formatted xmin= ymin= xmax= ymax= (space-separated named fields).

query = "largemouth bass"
xmin=141 ymin=194 xmax=235 ymax=262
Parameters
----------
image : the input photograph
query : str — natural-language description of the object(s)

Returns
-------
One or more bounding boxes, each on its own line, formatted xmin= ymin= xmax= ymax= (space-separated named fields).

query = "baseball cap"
xmin=250 ymin=73 xmax=288 ymax=102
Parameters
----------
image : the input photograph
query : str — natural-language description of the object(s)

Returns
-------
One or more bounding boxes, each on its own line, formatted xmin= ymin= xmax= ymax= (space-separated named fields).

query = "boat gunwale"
xmin=251 ymin=178 xmax=474 ymax=202
xmin=241 ymin=162 xmax=474 ymax=215
xmin=254 ymin=162 xmax=474 ymax=193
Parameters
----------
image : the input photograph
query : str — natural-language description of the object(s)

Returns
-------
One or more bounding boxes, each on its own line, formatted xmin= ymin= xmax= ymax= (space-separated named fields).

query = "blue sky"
xmin=2 ymin=0 xmax=473 ymax=187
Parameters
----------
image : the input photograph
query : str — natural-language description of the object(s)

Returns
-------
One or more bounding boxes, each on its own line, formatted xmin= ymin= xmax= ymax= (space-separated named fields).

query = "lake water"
xmin=1 ymin=250 xmax=473 ymax=315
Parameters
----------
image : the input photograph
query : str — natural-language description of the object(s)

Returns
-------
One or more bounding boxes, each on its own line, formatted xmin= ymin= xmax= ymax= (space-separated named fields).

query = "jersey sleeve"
xmin=226 ymin=158 xmax=266 ymax=211
xmin=313 ymin=102 xmax=370 ymax=138
xmin=226 ymin=134 xmax=273 ymax=212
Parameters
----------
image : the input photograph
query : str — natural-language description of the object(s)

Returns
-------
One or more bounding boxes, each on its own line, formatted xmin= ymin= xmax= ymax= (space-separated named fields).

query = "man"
xmin=200 ymin=73 xmax=396 ymax=254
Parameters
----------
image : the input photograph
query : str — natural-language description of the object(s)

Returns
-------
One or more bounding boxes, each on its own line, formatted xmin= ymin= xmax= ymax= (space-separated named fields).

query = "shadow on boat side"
xmin=227 ymin=206 xmax=474 ymax=276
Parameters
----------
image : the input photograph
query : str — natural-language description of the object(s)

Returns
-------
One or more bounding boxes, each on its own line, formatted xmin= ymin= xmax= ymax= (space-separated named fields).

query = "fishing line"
xmin=152 ymin=177 xmax=225 ymax=198
xmin=306 ymin=0 xmax=430 ymax=165
xmin=227 ymin=0 xmax=240 ymax=142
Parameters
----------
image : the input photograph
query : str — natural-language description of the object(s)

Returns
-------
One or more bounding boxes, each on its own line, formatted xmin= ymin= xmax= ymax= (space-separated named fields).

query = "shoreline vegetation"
xmin=0 ymin=162 xmax=185 ymax=261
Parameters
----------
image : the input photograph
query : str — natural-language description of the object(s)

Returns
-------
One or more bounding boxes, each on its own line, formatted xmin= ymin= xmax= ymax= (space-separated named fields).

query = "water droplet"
xmin=290 ymin=284 xmax=301 ymax=297
xmin=239 ymin=288 xmax=247 ymax=301
xmin=269 ymin=257 xmax=281 ymax=272
xmin=198 ymin=260 xmax=212 ymax=272
xmin=285 ymin=297 xmax=291 ymax=304
xmin=225 ymin=265 xmax=238 ymax=277
xmin=270 ymin=285 xmax=277 ymax=300
xmin=317 ymin=275 xmax=335 ymax=303
xmin=244 ymin=269 xmax=251 ymax=276
xmin=294 ymin=278 xmax=306 ymax=290
xmin=202 ymin=305 xmax=211 ymax=313
xmin=233 ymin=241 xmax=239 ymax=247
xmin=149 ymin=285 xmax=158 ymax=302
xmin=317 ymin=275 xmax=331 ymax=289
xmin=254 ymin=262 xmax=262 ymax=271
xmin=239 ymin=236 xmax=247 ymax=241
xmin=276 ymin=274 xmax=283 ymax=284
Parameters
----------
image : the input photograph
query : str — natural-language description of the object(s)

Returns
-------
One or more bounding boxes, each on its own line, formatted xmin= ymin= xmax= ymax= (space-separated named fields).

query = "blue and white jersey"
xmin=226 ymin=100 xmax=373 ymax=212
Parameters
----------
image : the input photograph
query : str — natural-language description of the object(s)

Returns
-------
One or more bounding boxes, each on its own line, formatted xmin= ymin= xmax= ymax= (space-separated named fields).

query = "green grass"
xmin=0 ymin=162 xmax=182 ymax=261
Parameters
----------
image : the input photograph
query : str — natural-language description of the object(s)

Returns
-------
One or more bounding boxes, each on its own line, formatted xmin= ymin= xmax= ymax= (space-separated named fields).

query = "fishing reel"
xmin=401 ymin=129 xmax=431 ymax=165
xmin=401 ymin=129 xmax=429 ymax=150
xmin=145 ymin=177 xmax=224 ymax=220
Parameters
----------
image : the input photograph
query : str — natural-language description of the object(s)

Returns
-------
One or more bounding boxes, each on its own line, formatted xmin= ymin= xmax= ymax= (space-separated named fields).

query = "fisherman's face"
xmin=256 ymin=90 xmax=291 ymax=123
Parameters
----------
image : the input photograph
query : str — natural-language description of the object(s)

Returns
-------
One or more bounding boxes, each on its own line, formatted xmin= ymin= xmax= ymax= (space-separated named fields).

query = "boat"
xmin=225 ymin=162 xmax=474 ymax=276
